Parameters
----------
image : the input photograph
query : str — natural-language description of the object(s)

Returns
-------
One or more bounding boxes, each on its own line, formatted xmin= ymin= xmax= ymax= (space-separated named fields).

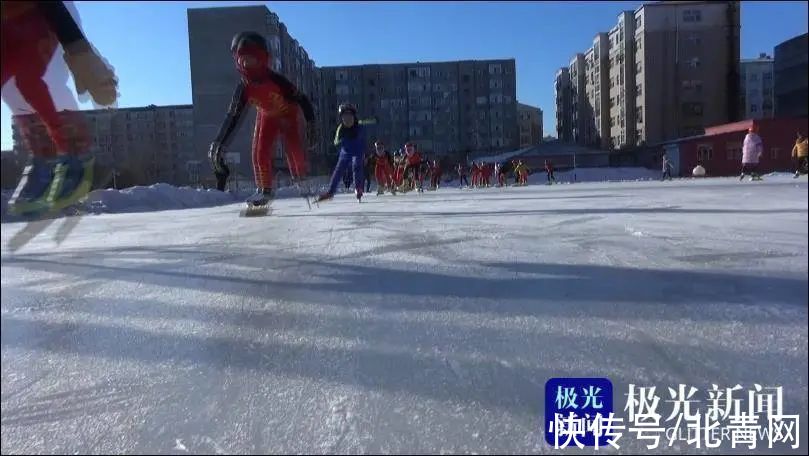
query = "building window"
xmin=636 ymin=61 xmax=642 ymax=73
xmin=636 ymin=107 xmax=643 ymax=123
xmin=689 ymin=58 xmax=701 ymax=68
xmin=683 ymin=9 xmax=702 ymax=22
xmin=697 ymin=144 xmax=713 ymax=161
xmin=635 ymin=15 xmax=642 ymax=29
xmin=368 ymin=79 xmax=375 ymax=87
xmin=637 ymin=83 xmax=643 ymax=97
xmin=751 ymin=104 xmax=758 ymax=113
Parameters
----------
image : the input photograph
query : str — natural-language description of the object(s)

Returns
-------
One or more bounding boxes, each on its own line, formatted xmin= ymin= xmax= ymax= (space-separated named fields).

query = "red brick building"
xmin=659 ymin=117 xmax=808 ymax=176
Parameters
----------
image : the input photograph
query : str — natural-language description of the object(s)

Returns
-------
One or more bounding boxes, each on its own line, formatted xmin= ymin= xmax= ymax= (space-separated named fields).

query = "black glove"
xmin=209 ymin=141 xmax=226 ymax=174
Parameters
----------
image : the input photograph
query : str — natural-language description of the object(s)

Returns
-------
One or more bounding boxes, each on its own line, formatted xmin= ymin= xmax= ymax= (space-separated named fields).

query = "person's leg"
xmin=326 ymin=152 xmax=351 ymax=196
xmin=252 ymin=111 xmax=279 ymax=191
xmin=280 ymin=109 xmax=307 ymax=180
xmin=352 ymin=154 xmax=364 ymax=196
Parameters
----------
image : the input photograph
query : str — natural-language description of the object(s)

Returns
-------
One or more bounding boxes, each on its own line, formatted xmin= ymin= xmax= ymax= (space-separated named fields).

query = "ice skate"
xmin=240 ymin=188 xmax=273 ymax=217
xmin=47 ymin=154 xmax=95 ymax=213
xmin=7 ymin=157 xmax=58 ymax=216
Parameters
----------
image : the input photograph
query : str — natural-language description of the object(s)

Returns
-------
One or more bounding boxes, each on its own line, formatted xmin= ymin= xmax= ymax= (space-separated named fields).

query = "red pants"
xmin=471 ymin=171 xmax=479 ymax=187
xmin=375 ymin=160 xmax=393 ymax=188
xmin=2 ymin=9 xmax=88 ymax=157
xmin=394 ymin=166 xmax=405 ymax=187
xmin=251 ymin=108 xmax=307 ymax=189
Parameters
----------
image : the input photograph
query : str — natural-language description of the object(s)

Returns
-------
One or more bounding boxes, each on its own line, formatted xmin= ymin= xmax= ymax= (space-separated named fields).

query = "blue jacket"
xmin=333 ymin=123 xmax=367 ymax=157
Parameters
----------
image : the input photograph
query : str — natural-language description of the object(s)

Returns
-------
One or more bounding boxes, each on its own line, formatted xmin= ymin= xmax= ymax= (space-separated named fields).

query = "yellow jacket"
xmin=792 ymin=138 xmax=808 ymax=158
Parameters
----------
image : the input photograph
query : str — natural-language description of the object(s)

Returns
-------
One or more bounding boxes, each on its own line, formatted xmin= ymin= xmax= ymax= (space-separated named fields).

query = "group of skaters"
xmin=340 ymin=140 xmax=445 ymax=195
xmin=456 ymin=159 xmax=557 ymax=188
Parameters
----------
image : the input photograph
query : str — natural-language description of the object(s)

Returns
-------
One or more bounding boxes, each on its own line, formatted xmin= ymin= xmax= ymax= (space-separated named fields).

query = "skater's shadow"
xmin=5 ymin=213 xmax=84 ymax=253
xmin=6 ymin=246 xmax=807 ymax=323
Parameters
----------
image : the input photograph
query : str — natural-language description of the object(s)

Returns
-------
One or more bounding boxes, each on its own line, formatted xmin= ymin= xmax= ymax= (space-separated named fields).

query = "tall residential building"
xmin=585 ymin=32 xmax=610 ymax=149
xmin=319 ymin=59 xmax=518 ymax=158
xmin=555 ymin=68 xmax=572 ymax=142
xmin=187 ymin=5 xmax=321 ymax=183
xmin=774 ymin=33 xmax=808 ymax=118
xmin=517 ymin=103 xmax=543 ymax=147
xmin=568 ymin=53 xmax=587 ymax=145
xmin=608 ymin=11 xmax=637 ymax=149
xmin=740 ymin=53 xmax=775 ymax=119
xmin=11 ymin=104 xmax=195 ymax=187
xmin=634 ymin=1 xmax=741 ymax=145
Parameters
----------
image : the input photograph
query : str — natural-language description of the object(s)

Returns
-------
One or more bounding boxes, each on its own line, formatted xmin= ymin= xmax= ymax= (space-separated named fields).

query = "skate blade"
xmin=240 ymin=205 xmax=271 ymax=217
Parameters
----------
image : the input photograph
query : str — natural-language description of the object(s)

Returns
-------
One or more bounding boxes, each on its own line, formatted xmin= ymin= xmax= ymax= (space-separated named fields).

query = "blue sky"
xmin=2 ymin=1 xmax=807 ymax=150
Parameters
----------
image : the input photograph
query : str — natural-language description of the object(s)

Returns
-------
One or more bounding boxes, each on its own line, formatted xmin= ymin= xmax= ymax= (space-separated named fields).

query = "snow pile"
xmin=1 ymin=176 xmax=337 ymax=222
xmin=80 ymin=183 xmax=246 ymax=214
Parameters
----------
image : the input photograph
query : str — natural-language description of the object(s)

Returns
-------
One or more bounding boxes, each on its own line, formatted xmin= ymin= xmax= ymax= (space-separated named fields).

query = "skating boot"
xmin=241 ymin=187 xmax=273 ymax=216
xmin=314 ymin=192 xmax=334 ymax=203
xmin=47 ymin=154 xmax=95 ymax=212
xmin=7 ymin=156 xmax=58 ymax=216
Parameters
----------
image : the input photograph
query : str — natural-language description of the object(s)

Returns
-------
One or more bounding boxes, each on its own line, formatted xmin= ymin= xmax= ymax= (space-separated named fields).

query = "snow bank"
xmin=80 ymin=183 xmax=246 ymax=214
xmin=0 ymin=176 xmax=337 ymax=222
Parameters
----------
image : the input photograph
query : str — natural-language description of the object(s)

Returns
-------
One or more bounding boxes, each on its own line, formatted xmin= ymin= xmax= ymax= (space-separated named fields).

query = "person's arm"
xmin=268 ymin=73 xmax=315 ymax=123
xmin=792 ymin=141 xmax=799 ymax=158
xmin=213 ymin=82 xmax=248 ymax=148
xmin=38 ymin=1 xmax=86 ymax=49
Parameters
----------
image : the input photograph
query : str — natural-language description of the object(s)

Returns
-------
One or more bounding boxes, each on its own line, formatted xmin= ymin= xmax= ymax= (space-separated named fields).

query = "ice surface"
xmin=2 ymin=175 xmax=807 ymax=454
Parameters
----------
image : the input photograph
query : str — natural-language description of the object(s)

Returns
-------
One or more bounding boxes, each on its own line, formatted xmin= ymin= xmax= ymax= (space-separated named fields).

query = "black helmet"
xmin=338 ymin=103 xmax=357 ymax=116
xmin=231 ymin=31 xmax=268 ymax=53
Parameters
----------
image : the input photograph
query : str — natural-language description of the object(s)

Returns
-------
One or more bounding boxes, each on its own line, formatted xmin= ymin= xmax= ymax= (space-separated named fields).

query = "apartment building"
xmin=608 ymin=11 xmax=637 ymax=149
xmin=517 ymin=103 xmax=543 ymax=147
xmin=555 ymin=68 xmax=572 ymax=142
xmin=774 ymin=32 xmax=808 ymax=118
xmin=319 ymin=59 xmax=519 ymax=159
xmin=11 ymin=104 xmax=195 ymax=187
xmin=568 ymin=53 xmax=587 ymax=145
xmin=556 ymin=1 xmax=740 ymax=148
xmin=188 ymin=5 xmax=321 ymax=181
xmin=740 ymin=53 xmax=775 ymax=119
xmin=634 ymin=1 xmax=741 ymax=145
xmin=585 ymin=32 xmax=610 ymax=149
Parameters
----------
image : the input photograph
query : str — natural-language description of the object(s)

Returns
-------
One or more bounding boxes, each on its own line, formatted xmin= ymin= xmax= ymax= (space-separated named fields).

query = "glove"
xmin=63 ymin=40 xmax=118 ymax=107
xmin=209 ymin=142 xmax=226 ymax=174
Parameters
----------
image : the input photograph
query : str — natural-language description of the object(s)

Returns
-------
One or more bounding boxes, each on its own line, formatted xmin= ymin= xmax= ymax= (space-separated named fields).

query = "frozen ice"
xmin=2 ymin=174 xmax=807 ymax=454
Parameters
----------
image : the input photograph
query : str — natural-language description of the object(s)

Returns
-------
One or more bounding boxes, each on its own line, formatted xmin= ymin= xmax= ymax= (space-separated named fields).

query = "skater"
xmin=470 ymin=162 xmax=481 ymax=188
xmin=792 ymin=131 xmax=808 ymax=178
xmin=317 ymin=103 xmax=367 ymax=202
xmin=372 ymin=140 xmax=395 ymax=194
xmin=457 ymin=162 xmax=469 ymax=188
xmin=429 ymin=159 xmax=443 ymax=190
xmin=209 ymin=31 xmax=316 ymax=210
xmin=545 ymin=159 xmax=557 ymax=184
xmin=497 ymin=161 xmax=510 ymax=187
xmin=661 ymin=153 xmax=673 ymax=181
xmin=4 ymin=0 xmax=118 ymax=216
xmin=393 ymin=151 xmax=406 ymax=191
xmin=514 ymin=160 xmax=529 ymax=186
xmin=403 ymin=142 xmax=422 ymax=192
xmin=740 ymin=125 xmax=763 ymax=181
